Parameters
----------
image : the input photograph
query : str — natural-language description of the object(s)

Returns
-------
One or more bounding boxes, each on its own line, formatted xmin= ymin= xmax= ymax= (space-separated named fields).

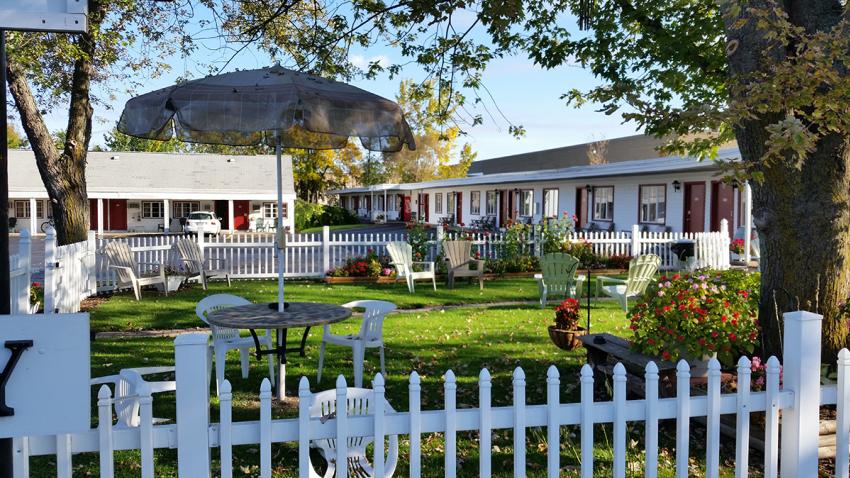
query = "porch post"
xmin=28 ymin=197 xmax=36 ymax=234
xmin=227 ymin=199 xmax=234 ymax=233
xmin=384 ymin=189 xmax=387 ymax=222
xmin=163 ymin=199 xmax=170 ymax=233
xmin=97 ymin=198 xmax=104 ymax=235
xmin=703 ymin=180 xmax=712 ymax=232
xmin=743 ymin=182 xmax=752 ymax=263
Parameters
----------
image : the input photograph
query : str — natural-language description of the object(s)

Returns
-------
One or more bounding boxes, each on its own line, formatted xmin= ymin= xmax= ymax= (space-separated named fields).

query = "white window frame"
xmin=639 ymin=185 xmax=667 ymax=224
xmin=470 ymin=191 xmax=481 ymax=215
xmin=13 ymin=200 xmax=29 ymax=218
xmin=543 ymin=188 xmax=559 ymax=218
xmin=172 ymin=201 xmax=200 ymax=219
xmin=519 ymin=190 xmax=534 ymax=217
xmin=592 ymin=186 xmax=614 ymax=222
xmin=142 ymin=201 xmax=164 ymax=219
xmin=436 ymin=193 xmax=443 ymax=214
xmin=486 ymin=191 xmax=497 ymax=216
xmin=263 ymin=202 xmax=287 ymax=219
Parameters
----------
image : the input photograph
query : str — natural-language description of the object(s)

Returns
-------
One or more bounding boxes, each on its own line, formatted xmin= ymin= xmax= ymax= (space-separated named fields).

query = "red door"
xmin=402 ymin=195 xmax=411 ymax=222
xmin=683 ymin=182 xmax=706 ymax=233
xmin=455 ymin=191 xmax=463 ymax=225
xmin=710 ymin=181 xmax=735 ymax=235
xmin=233 ymin=200 xmax=250 ymax=230
xmin=575 ymin=187 xmax=588 ymax=229
xmin=89 ymin=199 xmax=98 ymax=230
xmin=108 ymin=199 xmax=127 ymax=231
xmin=366 ymin=196 xmax=372 ymax=212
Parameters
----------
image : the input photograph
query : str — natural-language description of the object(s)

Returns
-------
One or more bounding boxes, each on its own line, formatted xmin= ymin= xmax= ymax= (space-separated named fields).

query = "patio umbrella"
xmin=118 ymin=65 xmax=415 ymax=312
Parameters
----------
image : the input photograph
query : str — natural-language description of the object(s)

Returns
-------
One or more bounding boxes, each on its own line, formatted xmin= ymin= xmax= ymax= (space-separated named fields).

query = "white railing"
xmin=43 ymin=229 xmax=98 ymax=314
xmin=11 ymin=311 xmax=840 ymax=478
xmin=10 ymin=228 xmax=32 ymax=314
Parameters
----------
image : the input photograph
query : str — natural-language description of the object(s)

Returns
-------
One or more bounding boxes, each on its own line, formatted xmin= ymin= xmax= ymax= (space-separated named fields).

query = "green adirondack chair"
xmin=596 ymin=254 xmax=662 ymax=311
xmin=535 ymin=253 xmax=585 ymax=308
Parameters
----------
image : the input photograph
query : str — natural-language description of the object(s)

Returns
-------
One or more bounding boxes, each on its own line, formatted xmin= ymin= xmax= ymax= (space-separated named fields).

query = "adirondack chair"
xmin=175 ymin=237 xmax=231 ymax=290
xmin=443 ymin=240 xmax=484 ymax=289
xmin=308 ymin=387 xmax=399 ymax=478
xmin=534 ymin=253 xmax=585 ymax=308
xmin=386 ymin=241 xmax=435 ymax=293
xmin=103 ymin=241 xmax=167 ymax=300
xmin=596 ymin=254 xmax=662 ymax=311
xmin=90 ymin=367 xmax=176 ymax=428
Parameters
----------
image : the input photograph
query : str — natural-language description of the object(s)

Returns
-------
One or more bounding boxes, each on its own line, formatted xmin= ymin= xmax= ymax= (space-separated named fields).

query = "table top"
xmin=206 ymin=302 xmax=352 ymax=329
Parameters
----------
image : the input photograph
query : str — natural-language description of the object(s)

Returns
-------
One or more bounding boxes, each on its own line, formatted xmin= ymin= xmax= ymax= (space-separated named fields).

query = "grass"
xmin=298 ymin=223 xmax=372 ymax=233
xmin=31 ymin=279 xmax=753 ymax=477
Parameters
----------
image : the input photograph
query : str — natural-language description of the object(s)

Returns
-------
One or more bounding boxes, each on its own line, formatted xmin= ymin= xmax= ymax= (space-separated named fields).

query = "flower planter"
xmin=158 ymin=275 xmax=185 ymax=293
xmin=324 ymin=276 xmax=397 ymax=284
xmin=548 ymin=326 xmax=586 ymax=351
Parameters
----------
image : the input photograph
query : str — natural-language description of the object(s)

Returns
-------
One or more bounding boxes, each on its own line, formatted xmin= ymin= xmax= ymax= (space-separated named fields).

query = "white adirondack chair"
xmin=596 ymin=254 xmax=662 ymax=311
xmin=90 ymin=367 xmax=176 ymax=428
xmin=535 ymin=252 xmax=586 ymax=308
xmin=196 ymin=294 xmax=275 ymax=394
xmin=308 ymin=387 xmax=399 ymax=478
xmin=443 ymin=240 xmax=484 ymax=289
xmin=175 ymin=237 xmax=231 ymax=289
xmin=386 ymin=241 xmax=435 ymax=293
xmin=317 ymin=300 xmax=396 ymax=388
xmin=103 ymin=241 xmax=167 ymax=300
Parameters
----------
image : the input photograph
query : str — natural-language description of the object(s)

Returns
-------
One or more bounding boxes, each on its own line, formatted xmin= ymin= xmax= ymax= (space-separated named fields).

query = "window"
xmin=142 ymin=201 xmax=164 ymax=219
xmin=262 ymin=202 xmax=287 ymax=219
xmin=436 ymin=193 xmax=443 ymax=214
xmin=486 ymin=191 xmax=497 ymax=215
xmin=36 ymin=200 xmax=51 ymax=218
xmin=448 ymin=193 xmax=457 ymax=215
xmin=592 ymin=187 xmax=614 ymax=221
xmin=543 ymin=189 xmax=559 ymax=218
xmin=13 ymin=200 xmax=29 ymax=218
xmin=377 ymin=195 xmax=385 ymax=211
xmin=470 ymin=191 xmax=481 ymax=215
xmin=172 ymin=201 xmax=200 ymax=218
xmin=519 ymin=190 xmax=534 ymax=217
xmin=639 ymin=185 xmax=667 ymax=224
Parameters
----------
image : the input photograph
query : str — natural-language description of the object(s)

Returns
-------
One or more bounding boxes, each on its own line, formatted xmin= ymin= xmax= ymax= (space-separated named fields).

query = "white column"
xmin=163 ymin=199 xmax=171 ymax=233
xmin=227 ymin=199 xmax=235 ymax=233
xmin=97 ymin=198 xmax=104 ymax=235
xmin=29 ymin=197 xmax=37 ymax=234
xmin=703 ymin=181 xmax=712 ymax=232
xmin=743 ymin=182 xmax=753 ymax=263
xmin=384 ymin=189 xmax=388 ymax=222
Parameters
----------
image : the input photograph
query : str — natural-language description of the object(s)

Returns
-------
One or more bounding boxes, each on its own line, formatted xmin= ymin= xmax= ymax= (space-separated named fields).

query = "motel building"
xmin=331 ymin=135 xmax=754 ymax=236
xmin=8 ymin=150 xmax=296 ymax=235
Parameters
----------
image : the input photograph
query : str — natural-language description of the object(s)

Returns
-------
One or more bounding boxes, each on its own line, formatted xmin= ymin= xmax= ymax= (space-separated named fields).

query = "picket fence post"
xmin=11 ymin=228 xmax=31 ymax=314
xmin=174 ymin=332 xmax=212 ymax=478
xmin=631 ymin=224 xmax=641 ymax=257
xmin=196 ymin=230 xmax=205 ymax=258
xmin=43 ymin=226 xmax=57 ymax=314
xmin=87 ymin=230 xmax=97 ymax=296
xmin=322 ymin=225 xmax=330 ymax=274
xmin=780 ymin=311 xmax=823 ymax=478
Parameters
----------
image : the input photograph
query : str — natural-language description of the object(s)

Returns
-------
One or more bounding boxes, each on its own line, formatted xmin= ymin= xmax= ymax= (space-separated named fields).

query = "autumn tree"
xmin=291 ymin=142 xmax=363 ymax=202
xmin=7 ymin=124 xmax=27 ymax=149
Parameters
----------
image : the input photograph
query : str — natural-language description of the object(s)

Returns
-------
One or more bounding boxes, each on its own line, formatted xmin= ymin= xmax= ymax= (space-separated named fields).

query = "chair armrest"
xmin=129 ymin=366 xmax=176 ymax=376
xmin=597 ymin=276 xmax=627 ymax=286
xmin=411 ymin=261 xmax=434 ymax=271
xmin=149 ymin=381 xmax=177 ymax=394
xmin=108 ymin=265 xmax=135 ymax=275
xmin=534 ymin=273 xmax=543 ymax=281
xmin=90 ymin=375 xmax=120 ymax=386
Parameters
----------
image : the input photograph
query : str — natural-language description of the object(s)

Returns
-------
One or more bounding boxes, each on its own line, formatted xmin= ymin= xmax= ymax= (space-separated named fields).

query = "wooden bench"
xmin=578 ymin=333 xmax=678 ymax=398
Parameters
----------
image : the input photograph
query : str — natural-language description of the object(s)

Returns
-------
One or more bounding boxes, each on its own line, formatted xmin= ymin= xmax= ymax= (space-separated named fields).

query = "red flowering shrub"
xmin=327 ymin=250 xmax=392 ymax=278
xmin=630 ymin=270 xmax=760 ymax=366
xmin=730 ymin=238 xmax=746 ymax=254
xmin=553 ymin=298 xmax=581 ymax=330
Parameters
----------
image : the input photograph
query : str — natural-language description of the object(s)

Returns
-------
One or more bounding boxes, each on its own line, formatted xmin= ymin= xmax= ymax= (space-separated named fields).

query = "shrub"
xmin=629 ymin=270 xmax=761 ymax=366
xmin=560 ymin=240 xmax=595 ymax=265
xmin=540 ymin=213 xmax=576 ymax=254
xmin=327 ymin=249 xmax=393 ymax=278
xmin=295 ymin=200 xmax=359 ymax=231
xmin=406 ymin=222 xmax=430 ymax=262
xmin=485 ymin=256 xmax=539 ymax=274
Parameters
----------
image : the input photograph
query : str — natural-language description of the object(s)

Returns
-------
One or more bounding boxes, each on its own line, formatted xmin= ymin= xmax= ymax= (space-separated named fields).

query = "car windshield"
xmin=188 ymin=212 xmax=210 ymax=220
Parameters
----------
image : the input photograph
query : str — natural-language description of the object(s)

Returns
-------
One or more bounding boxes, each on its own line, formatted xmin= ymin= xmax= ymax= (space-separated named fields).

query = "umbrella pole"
xmin=276 ymin=132 xmax=285 ymax=313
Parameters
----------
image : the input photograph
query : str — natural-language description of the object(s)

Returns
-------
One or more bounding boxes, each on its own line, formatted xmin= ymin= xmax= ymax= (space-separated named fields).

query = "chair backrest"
xmin=386 ymin=241 xmax=413 ymax=267
xmin=309 ymin=387 xmax=399 ymax=477
xmin=104 ymin=241 xmax=137 ymax=284
xmin=175 ymin=238 xmax=203 ymax=274
xmin=342 ymin=300 xmax=396 ymax=342
xmin=540 ymin=253 xmax=581 ymax=293
xmin=443 ymin=240 xmax=473 ymax=270
xmin=195 ymin=294 xmax=252 ymax=341
xmin=256 ymin=217 xmax=264 ymax=229
xmin=625 ymin=254 xmax=662 ymax=297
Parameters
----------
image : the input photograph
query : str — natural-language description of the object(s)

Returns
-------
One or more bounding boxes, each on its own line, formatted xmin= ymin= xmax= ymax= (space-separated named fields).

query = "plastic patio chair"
xmin=90 ymin=367 xmax=176 ymax=428
xmin=386 ymin=241 xmax=435 ymax=293
xmin=596 ymin=254 xmax=662 ymax=311
xmin=308 ymin=387 xmax=399 ymax=478
xmin=196 ymin=294 xmax=275 ymax=395
xmin=317 ymin=300 xmax=397 ymax=388
xmin=535 ymin=253 xmax=585 ymax=308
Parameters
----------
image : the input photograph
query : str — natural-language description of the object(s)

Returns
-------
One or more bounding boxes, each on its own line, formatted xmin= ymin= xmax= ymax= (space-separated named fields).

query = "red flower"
xmin=648 ymin=338 xmax=656 ymax=345
xmin=739 ymin=290 xmax=749 ymax=298
xmin=672 ymin=274 xmax=681 ymax=280
xmin=731 ymin=319 xmax=738 ymax=327
xmin=661 ymin=351 xmax=671 ymax=360
xmin=729 ymin=333 xmax=737 ymax=341
xmin=698 ymin=338 xmax=706 ymax=346
xmin=711 ymin=331 xmax=719 ymax=338
xmin=721 ymin=315 xmax=727 ymax=322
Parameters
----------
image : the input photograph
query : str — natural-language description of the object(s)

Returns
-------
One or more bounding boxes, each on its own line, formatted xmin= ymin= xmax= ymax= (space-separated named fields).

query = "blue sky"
xmin=39 ymin=6 xmax=642 ymax=162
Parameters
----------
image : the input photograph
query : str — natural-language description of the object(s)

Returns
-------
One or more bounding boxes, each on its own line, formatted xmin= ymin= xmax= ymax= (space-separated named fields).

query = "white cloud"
xmin=350 ymin=54 xmax=390 ymax=70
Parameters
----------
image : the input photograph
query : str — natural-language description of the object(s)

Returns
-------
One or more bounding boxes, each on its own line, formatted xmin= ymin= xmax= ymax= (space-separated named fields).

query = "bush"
xmin=295 ymin=200 xmax=359 ymax=231
xmin=629 ymin=270 xmax=761 ymax=366
xmin=327 ymin=249 xmax=393 ymax=278
xmin=485 ymin=256 xmax=539 ymax=274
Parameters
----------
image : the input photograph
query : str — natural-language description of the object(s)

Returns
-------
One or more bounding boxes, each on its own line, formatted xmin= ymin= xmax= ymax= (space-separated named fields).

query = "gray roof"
xmin=9 ymin=150 xmax=294 ymax=197
xmin=331 ymin=147 xmax=738 ymax=194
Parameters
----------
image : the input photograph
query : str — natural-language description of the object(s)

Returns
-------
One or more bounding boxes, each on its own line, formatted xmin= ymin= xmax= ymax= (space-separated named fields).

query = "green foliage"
xmin=7 ymin=125 xmax=27 ymax=149
xmin=553 ymin=298 xmax=581 ymax=330
xmin=294 ymin=200 xmax=358 ymax=231
xmin=405 ymin=222 xmax=430 ymax=262
xmin=630 ymin=270 xmax=761 ymax=366
xmin=103 ymin=127 xmax=187 ymax=153
xmin=539 ymin=214 xmax=576 ymax=254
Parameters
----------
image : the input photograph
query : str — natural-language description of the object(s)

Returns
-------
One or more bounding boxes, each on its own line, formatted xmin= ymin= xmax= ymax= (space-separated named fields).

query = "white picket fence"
xmin=43 ymin=229 xmax=98 ymax=314
xmin=9 ymin=311 xmax=840 ymax=478
xmin=9 ymin=229 xmax=32 ymax=314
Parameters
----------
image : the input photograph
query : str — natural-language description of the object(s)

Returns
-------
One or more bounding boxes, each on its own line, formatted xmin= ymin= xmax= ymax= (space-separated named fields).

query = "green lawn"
xmin=30 ymin=279 xmax=751 ymax=477
xmin=298 ymin=223 xmax=371 ymax=233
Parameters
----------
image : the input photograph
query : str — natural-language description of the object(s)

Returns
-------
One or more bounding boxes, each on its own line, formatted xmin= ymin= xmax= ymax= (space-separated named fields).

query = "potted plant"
xmin=161 ymin=266 xmax=187 ymax=293
xmin=730 ymin=238 xmax=746 ymax=261
xmin=548 ymin=298 xmax=585 ymax=350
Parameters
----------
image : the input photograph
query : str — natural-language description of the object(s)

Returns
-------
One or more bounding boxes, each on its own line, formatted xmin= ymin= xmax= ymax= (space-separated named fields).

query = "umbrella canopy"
xmin=118 ymin=64 xmax=416 ymax=152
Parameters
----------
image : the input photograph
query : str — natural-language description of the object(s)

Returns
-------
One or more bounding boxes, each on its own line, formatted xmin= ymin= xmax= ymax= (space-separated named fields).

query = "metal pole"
xmin=0 ymin=28 xmax=13 ymax=478
xmin=275 ymin=133 xmax=284 ymax=312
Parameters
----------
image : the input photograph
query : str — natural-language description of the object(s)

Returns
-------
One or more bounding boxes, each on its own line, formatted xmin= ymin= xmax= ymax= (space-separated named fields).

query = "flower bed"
xmin=326 ymin=249 xmax=395 ymax=278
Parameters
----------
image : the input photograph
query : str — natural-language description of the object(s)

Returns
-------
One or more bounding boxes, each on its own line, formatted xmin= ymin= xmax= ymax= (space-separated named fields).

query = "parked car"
xmin=184 ymin=211 xmax=222 ymax=235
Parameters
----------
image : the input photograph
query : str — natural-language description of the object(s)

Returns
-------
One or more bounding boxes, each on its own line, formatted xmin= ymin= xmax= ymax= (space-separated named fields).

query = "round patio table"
xmin=206 ymin=302 xmax=351 ymax=399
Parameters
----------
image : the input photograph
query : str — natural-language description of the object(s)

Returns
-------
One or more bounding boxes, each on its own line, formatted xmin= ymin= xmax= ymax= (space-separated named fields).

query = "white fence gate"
xmin=10 ymin=311 xmax=843 ymax=478
xmin=43 ymin=229 xmax=98 ymax=314
xmin=9 ymin=229 xmax=32 ymax=314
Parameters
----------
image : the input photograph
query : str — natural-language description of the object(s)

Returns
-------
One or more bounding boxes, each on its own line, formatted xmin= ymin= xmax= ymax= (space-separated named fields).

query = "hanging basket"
xmin=548 ymin=326 xmax=586 ymax=351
